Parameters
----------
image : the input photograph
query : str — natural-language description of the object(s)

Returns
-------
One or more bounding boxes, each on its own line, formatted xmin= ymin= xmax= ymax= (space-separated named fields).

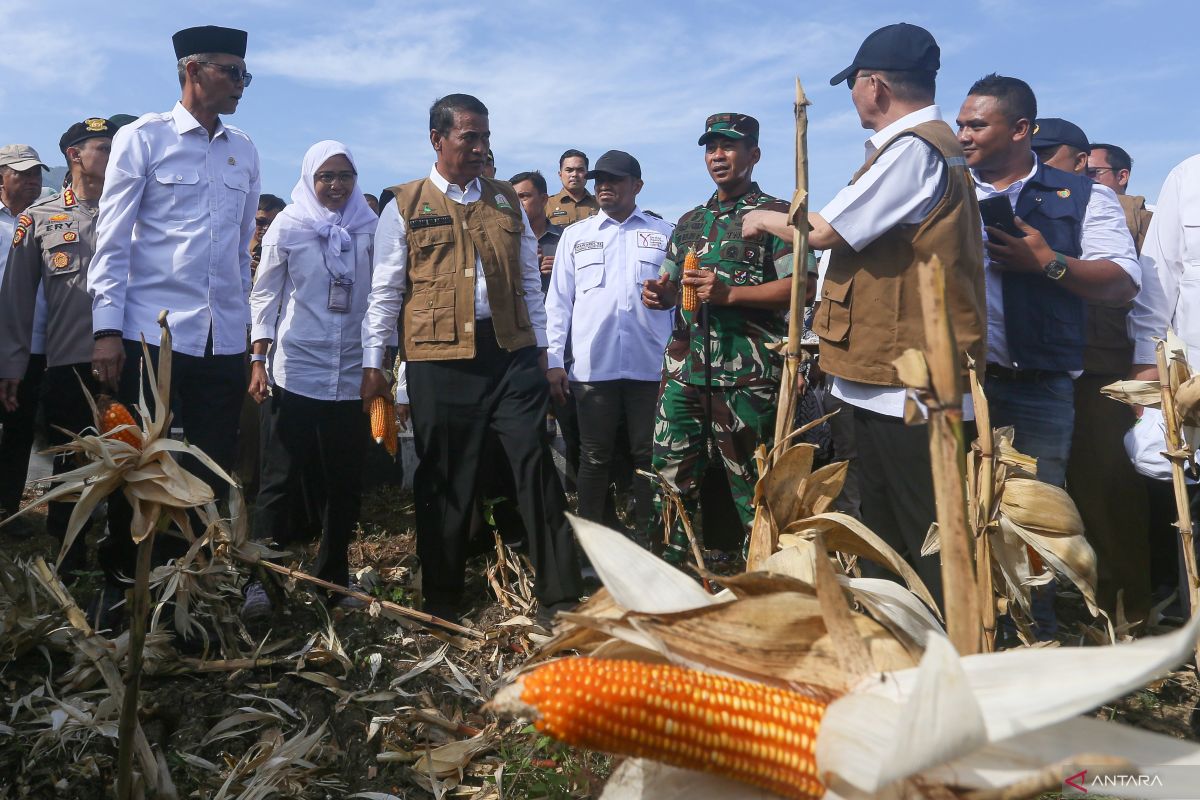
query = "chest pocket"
xmin=42 ymin=230 xmax=81 ymax=276
xmin=575 ymin=248 xmax=604 ymax=293
xmin=1024 ymin=192 xmax=1083 ymax=258
xmin=483 ymin=212 xmax=523 ymax=273
xmin=153 ymin=170 xmax=201 ymax=222
xmin=222 ymin=170 xmax=249 ymax=225
xmin=637 ymin=246 xmax=666 ymax=281
xmin=409 ymin=222 xmax=456 ymax=277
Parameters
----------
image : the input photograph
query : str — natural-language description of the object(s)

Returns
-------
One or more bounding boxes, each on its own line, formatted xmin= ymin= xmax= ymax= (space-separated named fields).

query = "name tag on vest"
xmin=410 ymin=215 xmax=453 ymax=230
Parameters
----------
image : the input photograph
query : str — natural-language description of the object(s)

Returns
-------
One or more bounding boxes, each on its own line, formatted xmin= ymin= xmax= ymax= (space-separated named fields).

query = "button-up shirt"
xmin=972 ymin=156 xmax=1139 ymax=369
xmin=818 ymin=105 xmax=948 ymax=418
xmin=546 ymin=187 xmax=599 ymax=227
xmin=1 ymin=203 xmax=47 ymax=356
xmin=250 ymin=232 xmax=374 ymax=402
xmin=547 ymin=207 xmax=674 ymax=382
xmin=89 ymin=102 xmax=261 ymax=357
xmin=1129 ymin=153 xmax=1200 ymax=368
xmin=362 ymin=165 xmax=548 ymax=381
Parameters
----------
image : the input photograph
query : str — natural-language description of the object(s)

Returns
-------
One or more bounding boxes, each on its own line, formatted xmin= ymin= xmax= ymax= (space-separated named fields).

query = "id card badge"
xmin=328 ymin=276 xmax=353 ymax=312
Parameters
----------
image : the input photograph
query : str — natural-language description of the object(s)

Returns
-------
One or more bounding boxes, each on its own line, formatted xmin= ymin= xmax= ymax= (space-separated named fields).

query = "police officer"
xmin=642 ymin=113 xmax=794 ymax=562
xmin=546 ymin=149 xmax=599 ymax=226
xmin=0 ymin=118 xmax=118 ymax=575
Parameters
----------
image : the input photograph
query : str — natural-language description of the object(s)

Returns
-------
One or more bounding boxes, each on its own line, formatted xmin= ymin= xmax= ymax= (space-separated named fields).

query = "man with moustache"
xmin=546 ymin=150 xmax=599 ymax=226
xmin=0 ymin=119 xmax=119 ymax=575
xmin=361 ymin=94 xmax=582 ymax=623
xmin=87 ymin=25 xmax=261 ymax=625
xmin=643 ymin=113 xmax=794 ymax=563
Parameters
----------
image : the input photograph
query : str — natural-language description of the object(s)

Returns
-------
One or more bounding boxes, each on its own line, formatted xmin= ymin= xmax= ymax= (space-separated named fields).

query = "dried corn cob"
xmin=496 ymin=658 xmax=827 ymax=799
xmin=369 ymin=395 xmax=398 ymax=457
xmin=97 ymin=395 xmax=141 ymax=449
xmin=681 ymin=249 xmax=700 ymax=312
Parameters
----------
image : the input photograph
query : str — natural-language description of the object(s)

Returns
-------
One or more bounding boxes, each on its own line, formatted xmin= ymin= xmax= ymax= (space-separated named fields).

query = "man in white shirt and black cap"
xmin=87 ymin=24 xmax=261 ymax=622
xmin=545 ymin=150 xmax=674 ymax=537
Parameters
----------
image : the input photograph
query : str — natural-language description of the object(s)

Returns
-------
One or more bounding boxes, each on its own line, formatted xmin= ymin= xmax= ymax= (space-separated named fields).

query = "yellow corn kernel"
xmin=517 ymin=658 xmax=827 ymax=800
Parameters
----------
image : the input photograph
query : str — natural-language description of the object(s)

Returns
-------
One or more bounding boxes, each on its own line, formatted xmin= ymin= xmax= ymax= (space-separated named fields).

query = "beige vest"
xmin=815 ymin=119 xmax=986 ymax=386
xmin=391 ymin=177 xmax=536 ymax=361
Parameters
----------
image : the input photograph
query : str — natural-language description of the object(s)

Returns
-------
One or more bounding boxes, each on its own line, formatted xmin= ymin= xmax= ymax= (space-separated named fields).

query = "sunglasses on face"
xmin=196 ymin=61 xmax=253 ymax=86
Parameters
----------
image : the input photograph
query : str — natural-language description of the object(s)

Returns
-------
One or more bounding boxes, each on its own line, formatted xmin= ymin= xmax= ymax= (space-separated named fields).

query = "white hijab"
xmin=263 ymin=140 xmax=378 ymax=271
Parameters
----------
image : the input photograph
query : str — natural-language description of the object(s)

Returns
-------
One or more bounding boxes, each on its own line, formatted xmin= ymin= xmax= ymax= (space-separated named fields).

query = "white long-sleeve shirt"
xmin=546 ymin=207 xmax=674 ymax=382
xmin=361 ymin=165 xmax=549 ymax=400
xmin=250 ymin=232 xmax=374 ymax=401
xmin=1129 ymin=153 xmax=1200 ymax=368
xmin=88 ymin=102 xmax=261 ymax=356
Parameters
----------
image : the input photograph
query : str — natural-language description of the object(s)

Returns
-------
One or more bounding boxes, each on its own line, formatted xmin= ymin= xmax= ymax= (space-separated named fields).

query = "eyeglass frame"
xmin=314 ymin=171 xmax=358 ymax=186
xmin=195 ymin=60 xmax=253 ymax=86
xmin=1085 ymin=166 xmax=1119 ymax=178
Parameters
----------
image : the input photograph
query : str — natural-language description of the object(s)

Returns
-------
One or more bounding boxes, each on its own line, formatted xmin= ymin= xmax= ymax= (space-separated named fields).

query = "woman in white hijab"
xmin=243 ymin=140 xmax=381 ymax=620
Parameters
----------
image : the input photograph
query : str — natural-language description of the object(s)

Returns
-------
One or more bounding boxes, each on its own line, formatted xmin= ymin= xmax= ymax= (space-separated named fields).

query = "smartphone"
xmin=979 ymin=196 xmax=1024 ymax=238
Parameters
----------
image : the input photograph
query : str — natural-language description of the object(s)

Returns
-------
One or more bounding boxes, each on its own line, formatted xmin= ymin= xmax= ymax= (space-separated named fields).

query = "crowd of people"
xmin=0 ymin=21 xmax=1197 ymax=637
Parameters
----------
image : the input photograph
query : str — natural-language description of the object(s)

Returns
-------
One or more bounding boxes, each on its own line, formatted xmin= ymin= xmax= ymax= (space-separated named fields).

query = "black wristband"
xmin=93 ymin=329 xmax=122 ymax=341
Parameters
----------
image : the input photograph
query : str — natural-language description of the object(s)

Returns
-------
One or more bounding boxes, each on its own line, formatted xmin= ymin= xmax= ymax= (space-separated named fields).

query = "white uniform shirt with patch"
xmin=1 ymin=205 xmax=48 ymax=356
xmin=546 ymin=207 xmax=675 ymax=382
xmin=816 ymin=104 xmax=952 ymax=419
xmin=88 ymin=103 xmax=261 ymax=357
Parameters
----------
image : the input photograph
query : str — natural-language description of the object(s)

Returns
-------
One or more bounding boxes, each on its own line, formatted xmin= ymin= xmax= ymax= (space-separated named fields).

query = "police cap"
xmin=830 ymin=22 xmax=940 ymax=86
xmin=698 ymin=113 xmax=760 ymax=145
xmin=1031 ymin=118 xmax=1089 ymax=153
xmin=59 ymin=118 xmax=116 ymax=155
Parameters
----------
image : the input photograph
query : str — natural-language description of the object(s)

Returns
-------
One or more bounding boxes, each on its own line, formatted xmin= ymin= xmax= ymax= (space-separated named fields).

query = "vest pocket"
xmin=815 ymin=274 xmax=852 ymax=343
xmin=512 ymin=287 xmax=532 ymax=329
xmin=409 ymin=288 xmax=456 ymax=343
xmin=410 ymin=224 xmax=456 ymax=275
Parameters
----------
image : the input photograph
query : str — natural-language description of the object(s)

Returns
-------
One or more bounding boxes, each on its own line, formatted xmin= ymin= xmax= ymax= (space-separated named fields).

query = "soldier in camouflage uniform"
xmin=642 ymin=113 xmax=794 ymax=563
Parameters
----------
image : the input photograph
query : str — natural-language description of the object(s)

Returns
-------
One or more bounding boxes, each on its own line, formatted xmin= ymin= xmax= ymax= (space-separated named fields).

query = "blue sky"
xmin=1 ymin=0 xmax=1195 ymax=223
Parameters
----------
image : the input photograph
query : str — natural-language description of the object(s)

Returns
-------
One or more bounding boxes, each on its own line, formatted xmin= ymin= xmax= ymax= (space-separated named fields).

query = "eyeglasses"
xmin=1085 ymin=167 xmax=1116 ymax=178
xmin=196 ymin=61 xmax=253 ymax=86
xmin=846 ymin=73 xmax=871 ymax=90
xmin=254 ymin=217 xmax=272 ymax=228
xmin=314 ymin=171 xmax=357 ymax=186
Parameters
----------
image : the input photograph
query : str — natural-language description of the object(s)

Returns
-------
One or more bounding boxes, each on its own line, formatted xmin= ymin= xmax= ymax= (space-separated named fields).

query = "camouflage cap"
xmin=697 ymin=113 xmax=760 ymax=146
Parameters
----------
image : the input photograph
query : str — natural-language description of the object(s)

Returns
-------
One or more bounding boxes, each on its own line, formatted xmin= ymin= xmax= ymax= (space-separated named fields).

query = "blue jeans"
xmin=984 ymin=370 xmax=1075 ymax=488
xmin=985 ymin=369 xmax=1075 ymax=640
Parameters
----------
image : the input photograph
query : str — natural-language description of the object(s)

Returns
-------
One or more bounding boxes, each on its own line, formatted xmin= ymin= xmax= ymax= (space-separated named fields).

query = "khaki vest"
xmin=1082 ymin=194 xmax=1152 ymax=375
xmin=391 ymin=177 xmax=536 ymax=361
xmin=815 ymin=119 xmax=986 ymax=386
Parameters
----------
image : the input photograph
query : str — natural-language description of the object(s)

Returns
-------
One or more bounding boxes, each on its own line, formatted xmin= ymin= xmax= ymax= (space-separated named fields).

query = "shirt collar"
xmin=597 ymin=206 xmax=649 ymax=227
xmin=704 ymin=181 xmax=762 ymax=213
xmin=972 ymin=153 xmax=1040 ymax=195
xmin=428 ymin=164 xmax=481 ymax=198
xmin=171 ymin=101 xmax=227 ymax=139
xmin=560 ymin=188 xmax=593 ymax=205
xmin=866 ymin=104 xmax=943 ymax=157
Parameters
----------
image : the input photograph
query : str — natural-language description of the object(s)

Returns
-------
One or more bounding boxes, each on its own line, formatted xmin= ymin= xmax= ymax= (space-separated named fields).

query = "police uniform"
xmin=546 ymin=186 xmax=599 ymax=227
xmin=0 ymin=119 xmax=118 ymax=571
xmin=651 ymin=114 xmax=794 ymax=561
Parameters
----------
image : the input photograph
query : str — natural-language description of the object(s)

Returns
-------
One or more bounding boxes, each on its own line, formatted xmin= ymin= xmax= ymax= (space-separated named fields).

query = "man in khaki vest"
xmin=361 ymin=94 xmax=582 ymax=623
xmin=745 ymin=23 xmax=986 ymax=605
xmin=545 ymin=149 xmax=599 ymax=226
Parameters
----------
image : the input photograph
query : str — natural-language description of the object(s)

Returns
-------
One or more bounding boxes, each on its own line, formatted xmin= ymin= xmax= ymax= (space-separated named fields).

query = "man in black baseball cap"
xmin=829 ymin=22 xmax=940 ymax=87
xmin=1031 ymin=117 xmax=1090 ymax=174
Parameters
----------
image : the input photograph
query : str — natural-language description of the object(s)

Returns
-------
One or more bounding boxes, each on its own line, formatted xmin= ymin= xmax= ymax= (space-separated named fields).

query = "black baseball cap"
xmin=586 ymin=150 xmax=641 ymax=180
xmin=59 ymin=118 xmax=116 ymax=155
xmin=1031 ymin=118 xmax=1089 ymax=153
xmin=829 ymin=22 xmax=940 ymax=86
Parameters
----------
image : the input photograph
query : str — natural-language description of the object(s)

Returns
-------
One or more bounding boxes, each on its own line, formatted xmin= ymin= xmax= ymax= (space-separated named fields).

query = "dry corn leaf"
xmin=796 ymin=461 xmax=849 ymax=520
xmin=411 ymin=729 xmax=497 ymax=779
xmin=1100 ymin=379 xmax=1163 ymax=408
xmin=754 ymin=443 xmax=817 ymax=520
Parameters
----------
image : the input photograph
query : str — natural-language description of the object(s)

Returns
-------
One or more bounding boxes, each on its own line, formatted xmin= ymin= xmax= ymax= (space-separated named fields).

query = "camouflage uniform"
xmin=652 ymin=177 xmax=793 ymax=561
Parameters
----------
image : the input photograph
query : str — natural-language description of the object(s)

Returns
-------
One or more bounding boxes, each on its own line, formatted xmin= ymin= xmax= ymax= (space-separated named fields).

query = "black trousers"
xmin=552 ymin=392 xmax=582 ymax=492
xmin=854 ymin=407 xmax=945 ymax=609
xmin=0 ymin=354 xmax=45 ymax=518
xmin=39 ymin=363 xmax=100 ymax=569
xmin=254 ymin=387 xmax=366 ymax=588
xmin=408 ymin=328 xmax=582 ymax=607
xmin=99 ymin=338 xmax=245 ymax=582
xmin=572 ymin=379 xmax=657 ymax=533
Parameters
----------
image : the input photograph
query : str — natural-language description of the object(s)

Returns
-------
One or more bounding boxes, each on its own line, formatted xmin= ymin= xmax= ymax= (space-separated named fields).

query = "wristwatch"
xmin=1043 ymin=251 xmax=1068 ymax=281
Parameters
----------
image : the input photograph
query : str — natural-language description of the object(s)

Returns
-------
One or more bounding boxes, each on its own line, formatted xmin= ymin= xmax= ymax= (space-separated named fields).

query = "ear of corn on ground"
xmin=369 ymin=395 xmax=398 ymax=458
xmin=97 ymin=395 xmax=141 ymax=449
xmin=508 ymin=658 xmax=827 ymax=799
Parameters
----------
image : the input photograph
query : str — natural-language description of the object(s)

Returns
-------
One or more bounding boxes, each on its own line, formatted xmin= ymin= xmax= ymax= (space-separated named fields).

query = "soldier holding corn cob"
xmin=643 ymin=113 xmax=795 ymax=561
